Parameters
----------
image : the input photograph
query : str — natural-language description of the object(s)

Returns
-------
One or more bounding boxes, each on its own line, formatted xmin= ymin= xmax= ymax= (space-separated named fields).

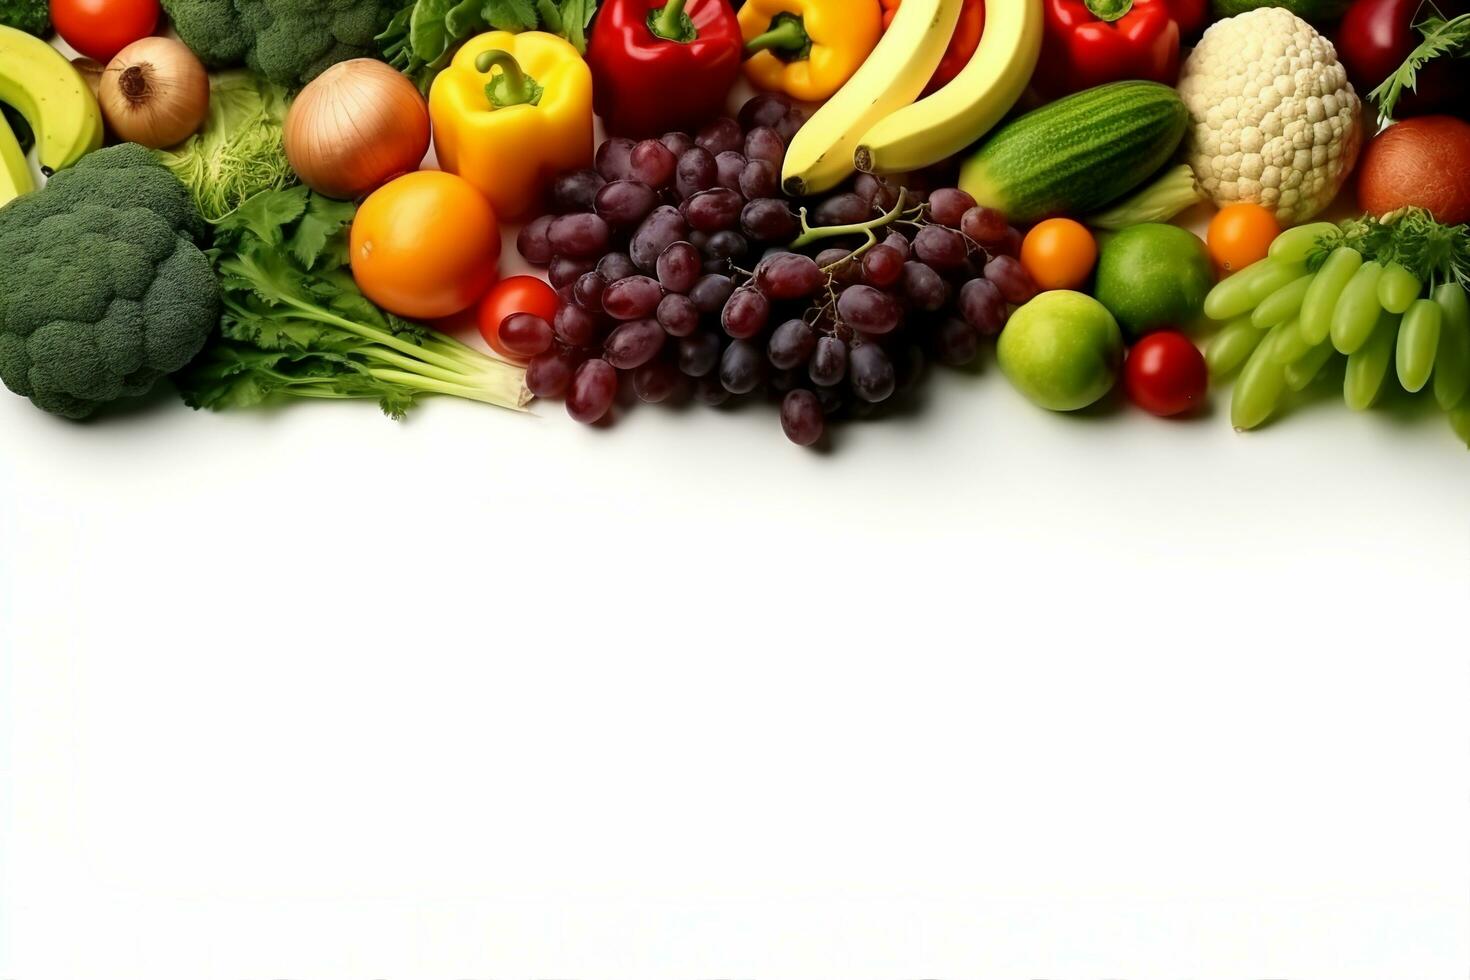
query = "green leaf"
xmin=1369 ymin=13 xmax=1470 ymax=119
xmin=214 ymin=185 xmax=309 ymax=245
xmin=176 ymin=340 xmax=420 ymax=415
xmin=289 ymin=194 xmax=357 ymax=270
xmin=327 ymin=285 xmax=402 ymax=330
xmin=555 ymin=0 xmax=598 ymax=51
xmin=218 ymin=246 xmax=317 ymax=313
xmin=176 ymin=345 xmax=287 ymax=410
xmin=483 ymin=0 xmax=537 ymax=30
xmin=446 ymin=0 xmax=488 ymax=39
xmin=410 ymin=0 xmax=458 ymax=63
xmin=536 ymin=0 xmax=563 ymax=32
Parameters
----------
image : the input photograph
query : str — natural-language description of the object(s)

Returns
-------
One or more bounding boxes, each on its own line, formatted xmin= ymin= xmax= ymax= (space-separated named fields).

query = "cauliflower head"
xmin=1177 ymin=6 xmax=1362 ymax=225
xmin=0 ymin=144 xmax=220 ymax=419
xmin=160 ymin=0 xmax=401 ymax=89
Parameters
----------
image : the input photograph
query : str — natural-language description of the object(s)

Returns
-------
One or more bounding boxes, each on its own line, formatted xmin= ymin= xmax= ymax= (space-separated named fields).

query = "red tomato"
xmin=478 ymin=275 xmax=559 ymax=360
xmin=52 ymin=0 xmax=160 ymax=63
xmin=1125 ymin=331 xmax=1208 ymax=417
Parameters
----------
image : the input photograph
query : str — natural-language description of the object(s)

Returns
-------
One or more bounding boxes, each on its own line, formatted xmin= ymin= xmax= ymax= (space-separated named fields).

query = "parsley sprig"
xmin=1312 ymin=208 xmax=1470 ymax=290
xmin=1368 ymin=10 xmax=1470 ymax=120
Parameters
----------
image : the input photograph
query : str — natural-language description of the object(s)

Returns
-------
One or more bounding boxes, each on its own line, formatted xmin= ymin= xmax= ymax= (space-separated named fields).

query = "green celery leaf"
xmin=289 ymin=195 xmax=357 ymax=270
xmin=215 ymin=185 xmax=310 ymax=245
xmin=217 ymin=245 xmax=319 ymax=313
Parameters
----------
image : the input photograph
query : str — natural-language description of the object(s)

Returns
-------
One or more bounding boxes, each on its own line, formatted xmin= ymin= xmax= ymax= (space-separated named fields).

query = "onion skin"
xmin=71 ymin=58 xmax=105 ymax=98
xmin=99 ymin=37 xmax=209 ymax=149
xmin=284 ymin=59 xmax=431 ymax=201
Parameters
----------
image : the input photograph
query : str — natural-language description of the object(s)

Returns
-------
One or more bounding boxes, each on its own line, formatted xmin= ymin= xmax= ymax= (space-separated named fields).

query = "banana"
xmin=1 ymin=112 xmax=35 ymax=208
xmin=781 ymin=0 xmax=962 ymax=197
xmin=0 ymin=25 xmax=103 ymax=176
xmin=854 ymin=0 xmax=1043 ymax=176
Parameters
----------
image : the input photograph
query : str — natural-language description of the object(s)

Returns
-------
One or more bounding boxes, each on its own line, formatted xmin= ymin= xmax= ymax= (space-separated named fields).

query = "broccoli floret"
xmin=160 ymin=0 xmax=402 ymax=89
xmin=0 ymin=0 xmax=50 ymax=37
xmin=0 ymin=144 xmax=220 ymax=419
xmin=1 ymin=143 xmax=207 ymax=240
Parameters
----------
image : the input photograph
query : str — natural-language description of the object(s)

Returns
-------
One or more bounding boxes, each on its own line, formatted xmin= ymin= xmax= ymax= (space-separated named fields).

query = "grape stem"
xmin=791 ymin=190 xmax=915 ymax=268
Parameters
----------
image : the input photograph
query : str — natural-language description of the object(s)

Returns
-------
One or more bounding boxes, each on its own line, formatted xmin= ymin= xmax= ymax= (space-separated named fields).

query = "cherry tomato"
xmin=51 ymin=0 xmax=160 ymax=63
xmin=1019 ymin=218 xmax=1097 ymax=291
xmin=1207 ymin=203 xmax=1280 ymax=275
xmin=478 ymin=275 xmax=559 ymax=360
xmin=1125 ymin=331 xmax=1208 ymax=417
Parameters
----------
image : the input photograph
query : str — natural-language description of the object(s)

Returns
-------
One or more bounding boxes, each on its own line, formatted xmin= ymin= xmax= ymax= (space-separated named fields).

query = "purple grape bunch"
xmin=514 ymin=95 xmax=1038 ymax=447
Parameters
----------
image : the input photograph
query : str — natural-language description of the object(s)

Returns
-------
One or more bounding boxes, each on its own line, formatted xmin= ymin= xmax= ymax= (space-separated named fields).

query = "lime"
xmin=1094 ymin=223 xmax=1214 ymax=338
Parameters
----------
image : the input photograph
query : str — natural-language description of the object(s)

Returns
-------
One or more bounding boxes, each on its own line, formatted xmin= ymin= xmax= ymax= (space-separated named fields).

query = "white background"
xmin=3 ymin=35 xmax=1469 ymax=980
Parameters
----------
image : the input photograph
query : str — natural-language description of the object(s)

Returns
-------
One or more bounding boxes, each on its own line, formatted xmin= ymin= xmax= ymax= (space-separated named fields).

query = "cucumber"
xmin=958 ymin=81 xmax=1188 ymax=226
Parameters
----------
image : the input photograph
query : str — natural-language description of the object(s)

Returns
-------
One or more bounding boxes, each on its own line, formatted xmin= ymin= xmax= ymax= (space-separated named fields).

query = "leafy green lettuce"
xmin=158 ymin=71 xmax=296 ymax=223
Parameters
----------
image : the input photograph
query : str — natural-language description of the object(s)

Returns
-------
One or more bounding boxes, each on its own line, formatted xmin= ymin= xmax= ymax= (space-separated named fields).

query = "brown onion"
xmin=284 ymin=59 xmax=431 ymax=201
xmin=99 ymin=38 xmax=209 ymax=149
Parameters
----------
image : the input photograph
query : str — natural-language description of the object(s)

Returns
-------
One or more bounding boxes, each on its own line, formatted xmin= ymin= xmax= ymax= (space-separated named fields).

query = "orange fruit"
xmin=350 ymin=170 xmax=501 ymax=320
xmin=1019 ymin=218 xmax=1097 ymax=291
xmin=1207 ymin=203 xmax=1279 ymax=275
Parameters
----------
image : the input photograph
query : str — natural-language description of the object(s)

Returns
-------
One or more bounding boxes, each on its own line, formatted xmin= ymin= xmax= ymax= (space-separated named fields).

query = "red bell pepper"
xmin=586 ymin=0 xmax=745 ymax=139
xmin=1036 ymin=0 xmax=1182 ymax=98
xmin=1169 ymin=0 xmax=1207 ymax=36
xmin=880 ymin=0 xmax=985 ymax=95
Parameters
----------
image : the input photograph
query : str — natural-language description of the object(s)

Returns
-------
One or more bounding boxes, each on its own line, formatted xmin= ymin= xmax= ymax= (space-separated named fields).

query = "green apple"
xmin=997 ymin=290 xmax=1125 ymax=412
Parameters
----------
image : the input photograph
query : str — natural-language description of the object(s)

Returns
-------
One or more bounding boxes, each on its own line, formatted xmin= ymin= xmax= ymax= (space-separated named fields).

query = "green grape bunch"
xmin=1198 ymin=210 xmax=1470 ymax=446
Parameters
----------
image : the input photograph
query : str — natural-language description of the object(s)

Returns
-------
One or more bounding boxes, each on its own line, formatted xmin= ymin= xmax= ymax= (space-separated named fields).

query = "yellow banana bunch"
xmin=782 ymin=0 xmax=1044 ymax=196
xmin=856 ymin=0 xmax=1043 ymax=176
xmin=781 ymin=0 xmax=963 ymax=196
xmin=0 ymin=25 xmax=103 ymax=182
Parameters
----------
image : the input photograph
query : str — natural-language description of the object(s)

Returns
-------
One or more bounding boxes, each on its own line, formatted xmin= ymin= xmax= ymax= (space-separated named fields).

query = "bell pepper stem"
xmin=744 ymin=15 xmax=810 ymax=56
xmin=1084 ymin=0 xmax=1134 ymax=21
xmin=649 ymin=0 xmax=698 ymax=42
xmin=475 ymin=49 xmax=543 ymax=108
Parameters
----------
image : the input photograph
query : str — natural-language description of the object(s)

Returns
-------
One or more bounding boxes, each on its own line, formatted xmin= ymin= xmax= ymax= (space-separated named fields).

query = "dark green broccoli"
xmin=160 ymin=0 xmax=403 ymax=89
xmin=0 ymin=144 xmax=220 ymax=419
xmin=0 ymin=0 xmax=50 ymax=37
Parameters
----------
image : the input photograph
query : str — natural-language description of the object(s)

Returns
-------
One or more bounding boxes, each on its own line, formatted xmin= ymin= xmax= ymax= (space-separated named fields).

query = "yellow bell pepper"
xmin=430 ymin=32 xmax=594 ymax=221
xmin=738 ymin=0 xmax=882 ymax=103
